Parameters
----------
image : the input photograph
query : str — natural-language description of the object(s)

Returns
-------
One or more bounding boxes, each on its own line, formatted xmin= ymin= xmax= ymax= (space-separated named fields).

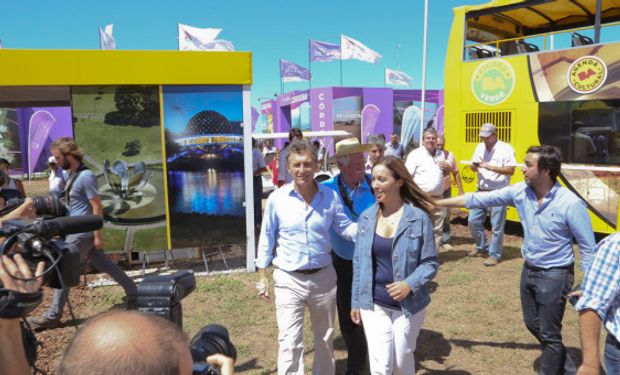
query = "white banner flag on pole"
xmin=178 ymin=23 xmax=222 ymax=50
xmin=340 ymin=34 xmax=382 ymax=63
xmin=99 ymin=24 xmax=116 ymax=50
xmin=385 ymin=68 xmax=412 ymax=87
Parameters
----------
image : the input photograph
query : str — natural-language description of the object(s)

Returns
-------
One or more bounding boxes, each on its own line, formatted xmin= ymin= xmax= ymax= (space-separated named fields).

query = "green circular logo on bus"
xmin=471 ymin=59 xmax=515 ymax=106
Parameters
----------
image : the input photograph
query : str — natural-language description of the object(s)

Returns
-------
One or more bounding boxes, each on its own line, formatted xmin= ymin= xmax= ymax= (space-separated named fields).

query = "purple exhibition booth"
xmin=258 ymin=87 xmax=444 ymax=154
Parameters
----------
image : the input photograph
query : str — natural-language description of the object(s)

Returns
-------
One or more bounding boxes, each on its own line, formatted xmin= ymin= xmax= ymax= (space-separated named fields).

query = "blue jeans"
xmin=520 ymin=263 xmax=575 ymax=375
xmin=468 ymin=205 xmax=507 ymax=260
xmin=253 ymin=175 xmax=263 ymax=227
xmin=606 ymin=333 xmax=620 ymax=375
xmin=332 ymin=253 xmax=368 ymax=373
xmin=45 ymin=235 xmax=137 ymax=319
xmin=441 ymin=189 xmax=451 ymax=245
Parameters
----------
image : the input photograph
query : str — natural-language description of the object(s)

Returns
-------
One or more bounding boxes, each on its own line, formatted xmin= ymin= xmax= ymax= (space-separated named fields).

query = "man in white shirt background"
xmin=405 ymin=127 xmax=447 ymax=249
xmin=47 ymin=156 xmax=66 ymax=197
xmin=468 ymin=123 xmax=516 ymax=266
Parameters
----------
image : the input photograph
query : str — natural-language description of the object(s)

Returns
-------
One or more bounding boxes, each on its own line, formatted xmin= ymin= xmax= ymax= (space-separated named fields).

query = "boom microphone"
xmin=25 ymin=215 xmax=103 ymax=238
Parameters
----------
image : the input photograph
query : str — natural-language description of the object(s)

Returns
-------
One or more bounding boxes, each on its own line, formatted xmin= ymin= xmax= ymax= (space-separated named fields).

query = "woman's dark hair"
xmin=288 ymin=128 xmax=303 ymax=142
xmin=526 ymin=145 xmax=562 ymax=182
xmin=373 ymin=156 xmax=435 ymax=214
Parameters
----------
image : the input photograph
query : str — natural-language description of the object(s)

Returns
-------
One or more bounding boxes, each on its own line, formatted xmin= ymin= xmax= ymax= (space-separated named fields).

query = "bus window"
xmin=539 ymin=100 xmax=618 ymax=165
xmin=539 ymin=100 xmax=620 ymax=228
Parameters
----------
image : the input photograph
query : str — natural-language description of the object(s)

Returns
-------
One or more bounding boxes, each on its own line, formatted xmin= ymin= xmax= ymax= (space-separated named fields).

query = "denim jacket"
xmin=351 ymin=202 xmax=438 ymax=317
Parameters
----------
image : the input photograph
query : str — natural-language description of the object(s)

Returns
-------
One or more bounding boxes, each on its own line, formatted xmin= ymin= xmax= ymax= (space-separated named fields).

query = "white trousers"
xmin=360 ymin=305 xmax=426 ymax=375
xmin=273 ymin=265 xmax=337 ymax=375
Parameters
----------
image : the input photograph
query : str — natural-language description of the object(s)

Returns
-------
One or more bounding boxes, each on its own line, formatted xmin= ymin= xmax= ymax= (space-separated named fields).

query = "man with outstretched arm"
xmin=437 ymin=145 xmax=596 ymax=374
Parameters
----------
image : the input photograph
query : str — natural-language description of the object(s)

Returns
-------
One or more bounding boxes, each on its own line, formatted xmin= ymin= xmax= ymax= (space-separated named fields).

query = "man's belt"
xmin=292 ymin=266 xmax=325 ymax=275
xmin=524 ymin=262 xmax=574 ymax=272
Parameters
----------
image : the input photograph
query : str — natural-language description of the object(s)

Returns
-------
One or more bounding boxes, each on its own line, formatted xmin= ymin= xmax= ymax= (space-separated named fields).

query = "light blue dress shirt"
xmin=321 ymin=174 xmax=375 ymax=260
xmin=256 ymin=183 xmax=357 ymax=271
xmin=465 ymin=181 xmax=596 ymax=272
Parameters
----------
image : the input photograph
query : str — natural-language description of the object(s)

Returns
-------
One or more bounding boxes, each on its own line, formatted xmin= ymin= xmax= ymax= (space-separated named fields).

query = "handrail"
xmin=465 ymin=19 xmax=620 ymax=52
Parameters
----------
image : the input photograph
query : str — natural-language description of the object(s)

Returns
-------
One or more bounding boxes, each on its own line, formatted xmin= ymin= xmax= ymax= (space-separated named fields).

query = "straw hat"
xmin=333 ymin=138 xmax=373 ymax=158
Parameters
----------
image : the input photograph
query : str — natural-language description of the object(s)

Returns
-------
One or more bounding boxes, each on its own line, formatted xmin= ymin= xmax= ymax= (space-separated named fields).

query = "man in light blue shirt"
xmin=321 ymin=138 xmax=375 ymax=375
xmin=384 ymin=133 xmax=405 ymax=160
xmin=256 ymin=139 xmax=356 ymax=375
xmin=438 ymin=145 xmax=596 ymax=374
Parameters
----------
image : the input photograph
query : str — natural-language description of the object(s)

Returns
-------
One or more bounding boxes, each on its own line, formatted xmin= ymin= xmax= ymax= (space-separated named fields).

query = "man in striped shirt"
xmin=575 ymin=231 xmax=620 ymax=375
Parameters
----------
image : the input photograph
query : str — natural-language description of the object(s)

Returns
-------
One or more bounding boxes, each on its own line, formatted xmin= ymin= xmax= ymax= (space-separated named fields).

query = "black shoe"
xmin=26 ymin=316 xmax=61 ymax=330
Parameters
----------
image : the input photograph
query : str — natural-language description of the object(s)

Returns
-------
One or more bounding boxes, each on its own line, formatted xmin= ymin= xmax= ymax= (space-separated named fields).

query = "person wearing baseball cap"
xmin=468 ymin=122 xmax=516 ymax=266
xmin=48 ymin=156 xmax=65 ymax=197
xmin=321 ymin=137 xmax=375 ymax=374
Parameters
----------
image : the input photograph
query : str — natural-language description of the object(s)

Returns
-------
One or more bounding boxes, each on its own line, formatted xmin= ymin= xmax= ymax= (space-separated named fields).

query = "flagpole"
xmin=279 ymin=59 xmax=284 ymax=94
xmin=339 ymin=35 xmax=343 ymax=86
xmin=419 ymin=0 xmax=429 ymax=146
xmin=308 ymin=39 xmax=312 ymax=90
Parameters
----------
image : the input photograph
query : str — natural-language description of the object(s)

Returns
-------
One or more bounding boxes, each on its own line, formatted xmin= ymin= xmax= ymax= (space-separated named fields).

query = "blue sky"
xmin=1 ymin=0 xmax=488 ymax=107
xmin=5 ymin=2 xmax=620 ymax=224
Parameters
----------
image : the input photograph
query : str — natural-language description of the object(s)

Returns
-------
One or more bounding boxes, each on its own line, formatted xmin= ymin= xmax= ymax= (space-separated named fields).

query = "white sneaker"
xmin=441 ymin=243 xmax=454 ymax=251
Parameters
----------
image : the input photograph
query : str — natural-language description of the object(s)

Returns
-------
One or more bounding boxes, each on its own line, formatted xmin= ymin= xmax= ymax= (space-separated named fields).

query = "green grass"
xmin=35 ymin=214 xmax=609 ymax=375
xmin=132 ymin=226 xmax=168 ymax=251
xmin=72 ymin=86 xmax=164 ymax=164
xmin=74 ymin=119 xmax=163 ymax=163
xmin=102 ymin=227 xmax=127 ymax=253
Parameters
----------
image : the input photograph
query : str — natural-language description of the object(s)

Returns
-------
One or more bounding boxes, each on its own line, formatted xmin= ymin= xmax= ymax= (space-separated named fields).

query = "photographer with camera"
xmin=0 ymin=253 xmax=44 ymax=375
xmin=0 ymin=254 xmax=235 ymax=375
xmin=27 ymin=137 xmax=137 ymax=330
xmin=0 ymin=254 xmax=234 ymax=375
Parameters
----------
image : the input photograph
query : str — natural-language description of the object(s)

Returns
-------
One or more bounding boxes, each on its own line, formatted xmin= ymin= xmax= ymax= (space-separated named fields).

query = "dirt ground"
xmin=23 ymin=209 xmax=607 ymax=375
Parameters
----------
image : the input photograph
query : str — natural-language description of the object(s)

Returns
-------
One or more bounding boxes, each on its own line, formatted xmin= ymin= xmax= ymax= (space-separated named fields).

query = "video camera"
xmin=137 ymin=271 xmax=236 ymax=375
xmin=0 ymin=215 xmax=103 ymax=288
xmin=0 ymin=194 xmax=68 ymax=218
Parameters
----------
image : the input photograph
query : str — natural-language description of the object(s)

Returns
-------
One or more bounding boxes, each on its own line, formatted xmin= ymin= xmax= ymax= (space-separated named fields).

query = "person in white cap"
xmin=468 ymin=122 xmax=516 ymax=266
xmin=48 ymin=156 xmax=66 ymax=197
xmin=321 ymin=137 xmax=375 ymax=375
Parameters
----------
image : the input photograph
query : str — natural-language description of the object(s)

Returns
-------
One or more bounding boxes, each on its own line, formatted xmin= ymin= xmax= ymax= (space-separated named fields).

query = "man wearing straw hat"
xmin=322 ymin=137 xmax=375 ymax=375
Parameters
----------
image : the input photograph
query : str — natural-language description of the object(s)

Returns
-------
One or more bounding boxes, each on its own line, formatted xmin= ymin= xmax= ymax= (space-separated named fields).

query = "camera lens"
xmin=190 ymin=324 xmax=237 ymax=363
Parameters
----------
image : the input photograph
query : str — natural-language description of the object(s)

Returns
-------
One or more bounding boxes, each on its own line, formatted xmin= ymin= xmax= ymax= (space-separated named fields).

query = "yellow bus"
xmin=445 ymin=0 xmax=620 ymax=234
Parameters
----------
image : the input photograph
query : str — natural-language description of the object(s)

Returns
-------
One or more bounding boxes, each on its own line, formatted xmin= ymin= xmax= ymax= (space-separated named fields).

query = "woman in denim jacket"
xmin=351 ymin=156 xmax=439 ymax=375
